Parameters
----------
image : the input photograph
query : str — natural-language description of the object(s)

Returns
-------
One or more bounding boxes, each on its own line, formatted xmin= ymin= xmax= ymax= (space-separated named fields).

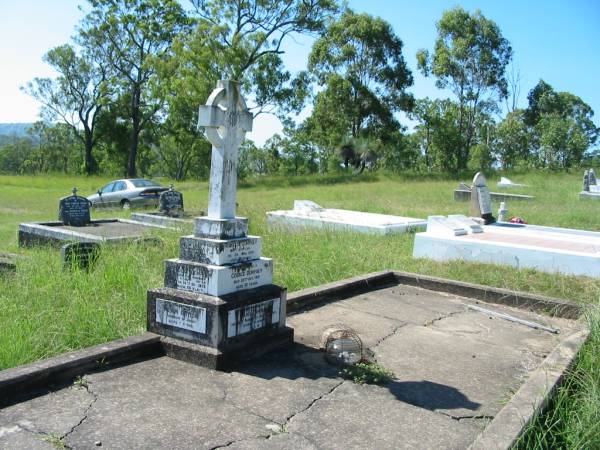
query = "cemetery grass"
xmin=1 ymin=171 xmax=599 ymax=448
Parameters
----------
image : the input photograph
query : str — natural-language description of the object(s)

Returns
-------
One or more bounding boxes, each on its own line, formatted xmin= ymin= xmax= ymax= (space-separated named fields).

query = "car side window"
xmin=101 ymin=183 xmax=115 ymax=194
xmin=113 ymin=181 xmax=126 ymax=192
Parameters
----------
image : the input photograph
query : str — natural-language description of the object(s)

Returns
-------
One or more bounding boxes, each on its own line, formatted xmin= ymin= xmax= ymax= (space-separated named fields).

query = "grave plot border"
xmin=0 ymin=270 xmax=588 ymax=450
xmin=18 ymin=218 xmax=169 ymax=247
xmin=454 ymin=189 xmax=534 ymax=202
xmin=130 ymin=212 xmax=195 ymax=229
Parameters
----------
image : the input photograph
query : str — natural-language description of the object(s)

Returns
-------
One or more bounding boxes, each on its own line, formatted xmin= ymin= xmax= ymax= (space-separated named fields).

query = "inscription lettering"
xmin=227 ymin=298 xmax=280 ymax=337
xmin=156 ymin=298 xmax=206 ymax=334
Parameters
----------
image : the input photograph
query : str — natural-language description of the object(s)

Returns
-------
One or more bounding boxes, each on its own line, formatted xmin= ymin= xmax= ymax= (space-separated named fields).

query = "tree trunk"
xmin=84 ymin=129 xmax=96 ymax=176
xmin=127 ymin=85 xmax=141 ymax=177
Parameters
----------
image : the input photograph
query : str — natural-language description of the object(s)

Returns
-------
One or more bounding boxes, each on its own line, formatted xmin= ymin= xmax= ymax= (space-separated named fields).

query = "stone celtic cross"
xmin=198 ymin=80 xmax=253 ymax=219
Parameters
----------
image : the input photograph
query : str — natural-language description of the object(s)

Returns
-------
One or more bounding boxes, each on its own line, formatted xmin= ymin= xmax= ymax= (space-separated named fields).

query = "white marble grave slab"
xmin=413 ymin=216 xmax=600 ymax=277
xmin=267 ymin=201 xmax=426 ymax=235
xmin=497 ymin=177 xmax=528 ymax=188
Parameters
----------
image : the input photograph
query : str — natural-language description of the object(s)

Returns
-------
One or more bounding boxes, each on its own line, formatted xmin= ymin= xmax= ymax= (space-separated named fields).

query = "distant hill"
xmin=0 ymin=123 xmax=33 ymax=138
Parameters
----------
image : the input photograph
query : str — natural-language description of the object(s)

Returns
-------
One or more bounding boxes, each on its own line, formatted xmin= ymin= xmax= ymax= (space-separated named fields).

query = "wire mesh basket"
xmin=320 ymin=326 xmax=363 ymax=366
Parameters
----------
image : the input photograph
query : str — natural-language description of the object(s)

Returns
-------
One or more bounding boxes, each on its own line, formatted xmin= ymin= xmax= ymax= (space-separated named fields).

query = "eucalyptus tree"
xmin=79 ymin=0 xmax=189 ymax=177
xmin=173 ymin=0 xmax=339 ymax=119
xmin=304 ymin=10 xmax=413 ymax=163
xmin=417 ymin=7 xmax=512 ymax=172
xmin=525 ymin=80 xmax=598 ymax=144
xmin=154 ymin=0 xmax=339 ymax=178
xmin=23 ymin=44 xmax=107 ymax=175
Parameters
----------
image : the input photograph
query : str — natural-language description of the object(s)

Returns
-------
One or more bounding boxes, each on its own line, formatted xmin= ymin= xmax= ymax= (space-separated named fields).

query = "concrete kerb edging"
xmin=468 ymin=328 xmax=590 ymax=450
xmin=0 ymin=333 xmax=162 ymax=408
xmin=286 ymin=270 xmax=397 ymax=313
xmin=0 ymin=269 xmax=588 ymax=449
xmin=391 ymin=271 xmax=583 ymax=319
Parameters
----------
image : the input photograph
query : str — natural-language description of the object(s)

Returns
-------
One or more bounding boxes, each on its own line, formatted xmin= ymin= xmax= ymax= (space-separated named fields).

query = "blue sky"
xmin=1 ymin=0 xmax=599 ymax=144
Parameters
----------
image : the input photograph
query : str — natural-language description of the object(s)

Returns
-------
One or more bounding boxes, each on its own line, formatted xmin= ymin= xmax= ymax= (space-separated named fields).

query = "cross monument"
xmin=198 ymin=80 xmax=253 ymax=219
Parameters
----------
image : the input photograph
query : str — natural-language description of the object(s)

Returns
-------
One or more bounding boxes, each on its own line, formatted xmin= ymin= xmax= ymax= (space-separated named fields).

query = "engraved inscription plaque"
xmin=227 ymin=298 xmax=280 ymax=338
xmin=156 ymin=298 xmax=206 ymax=333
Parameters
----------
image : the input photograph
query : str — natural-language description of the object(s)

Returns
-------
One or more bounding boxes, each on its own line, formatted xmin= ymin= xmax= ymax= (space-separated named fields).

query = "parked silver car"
xmin=87 ymin=179 xmax=168 ymax=209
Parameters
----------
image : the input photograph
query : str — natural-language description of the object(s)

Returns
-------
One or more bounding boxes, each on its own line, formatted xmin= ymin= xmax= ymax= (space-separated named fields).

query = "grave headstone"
xmin=469 ymin=172 xmax=495 ymax=224
xmin=59 ymin=187 xmax=91 ymax=227
xmin=0 ymin=252 xmax=18 ymax=275
xmin=147 ymin=80 xmax=292 ymax=369
xmin=60 ymin=242 xmax=100 ymax=270
xmin=159 ymin=185 xmax=184 ymax=217
xmin=583 ymin=170 xmax=590 ymax=192
xmin=589 ymin=169 xmax=597 ymax=186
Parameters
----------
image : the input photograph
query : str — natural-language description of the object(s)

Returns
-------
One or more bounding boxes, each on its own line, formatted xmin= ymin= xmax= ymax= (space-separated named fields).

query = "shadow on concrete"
xmin=388 ymin=380 xmax=481 ymax=412
xmin=232 ymin=343 xmax=481 ymax=413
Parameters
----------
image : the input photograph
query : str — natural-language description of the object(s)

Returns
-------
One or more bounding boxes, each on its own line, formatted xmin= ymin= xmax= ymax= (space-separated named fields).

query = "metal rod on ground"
xmin=467 ymin=304 xmax=560 ymax=334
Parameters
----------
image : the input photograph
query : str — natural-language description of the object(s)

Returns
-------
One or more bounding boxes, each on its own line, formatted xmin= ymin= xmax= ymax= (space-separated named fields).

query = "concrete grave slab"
xmin=18 ymin=219 xmax=168 ymax=248
xmin=0 ymin=271 xmax=587 ymax=449
xmin=267 ymin=200 xmax=427 ymax=235
xmin=454 ymin=185 xmax=533 ymax=202
xmin=413 ymin=215 xmax=600 ymax=277
xmin=130 ymin=212 xmax=197 ymax=229
xmin=497 ymin=177 xmax=528 ymax=189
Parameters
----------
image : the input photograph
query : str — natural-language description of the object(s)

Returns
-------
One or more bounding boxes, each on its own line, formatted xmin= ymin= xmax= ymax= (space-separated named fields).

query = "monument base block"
xmin=159 ymin=326 xmax=294 ymax=370
xmin=147 ymin=284 xmax=292 ymax=368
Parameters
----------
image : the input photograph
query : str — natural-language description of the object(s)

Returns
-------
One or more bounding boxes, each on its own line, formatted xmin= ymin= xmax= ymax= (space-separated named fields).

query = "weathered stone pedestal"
xmin=147 ymin=79 xmax=293 ymax=368
xmin=147 ymin=216 xmax=293 ymax=369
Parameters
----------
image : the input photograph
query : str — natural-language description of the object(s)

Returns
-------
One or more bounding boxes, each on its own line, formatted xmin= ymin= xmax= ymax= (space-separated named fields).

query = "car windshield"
xmin=130 ymin=179 xmax=160 ymax=188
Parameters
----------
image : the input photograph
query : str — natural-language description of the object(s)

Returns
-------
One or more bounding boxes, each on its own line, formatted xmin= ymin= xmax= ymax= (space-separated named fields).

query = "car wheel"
xmin=121 ymin=199 xmax=131 ymax=210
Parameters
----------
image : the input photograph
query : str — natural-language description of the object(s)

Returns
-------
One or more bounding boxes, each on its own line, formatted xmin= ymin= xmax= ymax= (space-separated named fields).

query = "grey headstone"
xmin=589 ymin=169 xmax=597 ymax=186
xmin=583 ymin=170 xmax=590 ymax=192
xmin=159 ymin=187 xmax=184 ymax=217
xmin=59 ymin=188 xmax=91 ymax=226
xmin=469 ymin=172 xmax=495 ymax=224
xmin=61 ymin=242 xmax=100 ymax=270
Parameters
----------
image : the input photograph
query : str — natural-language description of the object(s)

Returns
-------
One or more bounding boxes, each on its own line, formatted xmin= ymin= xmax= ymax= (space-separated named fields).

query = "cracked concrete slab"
xmin=287 ymin=302 xmax=404 ymax=349
xmin=214 ymin=351 xmax=343 ymax=425
xmin=223 ymin=432 xmax=320 ymax=450
xmin=288 ymin=381 xmax=479 ymax=450
xmin=375 ymin=324 xmax=534 ymax=418
xmin=0 ymin=383 xmax=92 ymax=448
xmin=0 ymin=280 xmax=583 ymax=449
xmin=67 ymin=357 xmax=272 ymax=450
xmin=335 ymin=285 xmax=467 ymax=325
xmin=430 ymin=308 xmax=568 ymax=359
xmin=0 ymin=423 xmax=56 ymax=450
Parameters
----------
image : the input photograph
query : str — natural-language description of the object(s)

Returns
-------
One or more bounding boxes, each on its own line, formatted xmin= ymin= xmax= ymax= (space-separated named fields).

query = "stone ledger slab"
xmin=164 ymin=257 xmax=273 ymax=297
xmin=267 ymin=200 xmax=426 ymax=235
xmin=18 ymin=219 xmax=167 ymax=248
xmin=130 ymin=212 xmax=194 ymax=229
xmin=413 ymin=215 xmax=600 ymax=277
